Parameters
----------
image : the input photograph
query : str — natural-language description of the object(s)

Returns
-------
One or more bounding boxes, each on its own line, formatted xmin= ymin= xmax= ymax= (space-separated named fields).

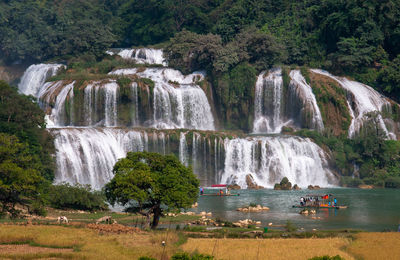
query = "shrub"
xmin=308 ymin=255 xmax=344 ymax=260
xmin=48 ymin=183 xmax=108 ymax=211
xmin=340 ymin=176 xmax=363 ymax=187
xmin=384 ymin=177 xmax=400 ymax=188
xmin=172 ymin=252 xmax=214 ymax=260
xmin=285 ymin=220 xmax=297 ymax=232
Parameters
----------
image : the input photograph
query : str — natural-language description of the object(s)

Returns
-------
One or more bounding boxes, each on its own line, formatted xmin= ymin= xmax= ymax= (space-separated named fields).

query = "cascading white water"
xmin=131 ymin=82 xmax=139 ymax=126
xmin=103 ymin=82 xmax=119 ymax=127
xmin=253 ymin=69 xmax=324 ymax=133
xmin=253 ymin=69 xmax=286 ymax=133
xmin=289 ymin=70 xmax=324 ymax=131
xmin=84 ymin=84 xmax=94 ymax=125
xmin=179 ymin=132 xmax=189 ymax=166
xmin=51 ymin=126 xmax=337 ymax=189
xmin=311 ymin=69 xmax=396 ymax=139
xmin=110 ymin=68 xmax=214 ymax=130
xmin=39 ymin=81 xmax=75 ymax=127
xmin=18 ymin=64 xmax=65 ymax=97
xmin=117 ymin=48 xmax=166 ymax=66
xmin=220 ymin=136 xmax=335 ymax=188
xmin=52 ymin=128 xmax=148 ymax=189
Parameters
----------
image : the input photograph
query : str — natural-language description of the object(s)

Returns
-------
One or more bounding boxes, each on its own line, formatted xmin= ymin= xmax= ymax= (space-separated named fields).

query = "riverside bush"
xmin=384 ymin=177 xmax=400 ymax=188
xmin=171 ymin=252 xmax=214 ymax=260
xmin=48 ymin=183 xmax=108 ymax=211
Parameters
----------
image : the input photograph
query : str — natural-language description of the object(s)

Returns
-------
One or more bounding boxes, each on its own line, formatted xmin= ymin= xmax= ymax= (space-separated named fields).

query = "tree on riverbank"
xmin=105 ymin=151 xmax=199 ymax=229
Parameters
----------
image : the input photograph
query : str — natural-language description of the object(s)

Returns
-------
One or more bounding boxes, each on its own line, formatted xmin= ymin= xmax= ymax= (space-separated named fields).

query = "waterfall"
xmin=311 ymin=69 xmax=396 ymax=139
xmin=84 ymin=84 xmax=94 ymax=125
xmin=117 ymin=48 xmax=166 ymax=66
xmin=39 ymin=81 xmax=75 ymax=127
xmin=110 ymin=68 xmax=214 ymax=130
xmin=104 ymin=82 xmax=119 ymax=127
xmin=131 ymin=82 xmax=139 ymax=126
xmin=52 ymin=128 xmax=146 ymax=189
xmin=51 ymin=127 xmax=337 ymax=189
xmin=288 ymin=70 xmax=324 ymax=131
xmin=18 ymin=64 xmax=65 ymax=97
xmin=220 ymin=136 xmax=335 ymax=188
xmin=253 ymin=69 xmax=286 ymax=133
xmin=179 ymin=132 xmax=189 ymax=166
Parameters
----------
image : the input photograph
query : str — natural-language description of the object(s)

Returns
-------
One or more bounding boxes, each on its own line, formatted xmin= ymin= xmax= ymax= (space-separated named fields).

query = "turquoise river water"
xmin=191 ymin=188 xmax=400 ymax=231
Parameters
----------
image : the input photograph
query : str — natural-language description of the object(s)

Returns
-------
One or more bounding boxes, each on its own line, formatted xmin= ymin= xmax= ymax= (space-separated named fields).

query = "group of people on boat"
xmin=300 ymin=195 xmax=337 ymax=207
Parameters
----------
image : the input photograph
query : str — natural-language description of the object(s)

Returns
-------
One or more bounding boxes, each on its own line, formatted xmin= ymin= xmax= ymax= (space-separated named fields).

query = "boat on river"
xmin=200 ymin=184 xmax=240 ymax=196
xmin=292 ymin=194 xmax=347 ymax=209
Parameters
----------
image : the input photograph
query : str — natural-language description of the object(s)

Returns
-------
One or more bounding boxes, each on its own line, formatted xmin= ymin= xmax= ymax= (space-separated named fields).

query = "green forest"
xmin=1 ymin=0 xmax=400 ymax=102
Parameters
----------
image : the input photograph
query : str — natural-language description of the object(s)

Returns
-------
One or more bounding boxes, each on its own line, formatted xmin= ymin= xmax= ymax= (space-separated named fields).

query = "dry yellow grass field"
xmin=0 ymin=224 xmax=179 ymax=259
xmin=0 ymin=225 xmax=399 ymax=260
xmin=345 ymin=232 xmax=400 ymax=260
xmin=182 ymin=237 xmax=354 ymax=260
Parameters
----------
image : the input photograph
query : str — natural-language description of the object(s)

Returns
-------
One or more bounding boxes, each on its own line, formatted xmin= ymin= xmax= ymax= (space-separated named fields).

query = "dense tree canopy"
xmin=0 ymin=81 xmax=56 ymax=216
xmin=0 ymin=133 xmax=48 ymax=217
xmin=2 ymin=0 xmax=400 ymax=101
xmin=0 ymin=81 xmax=55 ymax=181
xmin=105 ymin=152 xmax=199 ymax=229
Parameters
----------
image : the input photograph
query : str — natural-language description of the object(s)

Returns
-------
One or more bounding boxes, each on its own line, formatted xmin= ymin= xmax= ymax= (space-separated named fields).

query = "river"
xmin=192 ymin=188 xmax=400 ymax=231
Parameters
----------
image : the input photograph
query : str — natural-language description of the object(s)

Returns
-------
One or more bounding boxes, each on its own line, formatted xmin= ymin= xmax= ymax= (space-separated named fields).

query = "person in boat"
xmin=219 ymin=189 xmax=224 ymax=196
xmin=200 ymin=187 xmax=204 ymax=195
xmin=300 ymin=197 xmax=304 ymax=206
xmin=334 ymin=198 xmax=337 ymax=206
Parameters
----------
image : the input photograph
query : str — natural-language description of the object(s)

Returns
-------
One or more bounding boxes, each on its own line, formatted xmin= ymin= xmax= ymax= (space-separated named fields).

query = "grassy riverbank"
xmin=0 ymin=223 xmax=398 ymax=259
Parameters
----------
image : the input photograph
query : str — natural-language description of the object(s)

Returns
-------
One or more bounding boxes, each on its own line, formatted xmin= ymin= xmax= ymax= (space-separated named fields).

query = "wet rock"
xmin=246 ymin=174 xmax=264 ymax=189
xmin=359 ymin=184 xmax=373 ymax=189
xmin=293 ymin=184 xmax=301 ymax=190
xmin=299 ymin=209 xmax=309 ymax=215
xmin=307 ymin=185 xmax=321 ymax=190
xmin=274 ymin=177 xmax=292 ymax=190
xmin=232 ymin=219 xmax=262 ymax=228
xmin=237 ymin=205 xmax=270 ymax=212
xmin=228 ymin=184 xmax=241 ymax=190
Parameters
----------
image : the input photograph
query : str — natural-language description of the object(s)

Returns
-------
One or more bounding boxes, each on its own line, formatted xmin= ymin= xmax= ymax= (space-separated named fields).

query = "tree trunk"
xmin=151 ymin=206 xmax=161 ymax=229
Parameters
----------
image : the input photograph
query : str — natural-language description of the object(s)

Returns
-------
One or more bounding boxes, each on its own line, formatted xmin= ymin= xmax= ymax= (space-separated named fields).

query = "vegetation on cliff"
xmin=2 ymin=0 xmax=400 ymax=103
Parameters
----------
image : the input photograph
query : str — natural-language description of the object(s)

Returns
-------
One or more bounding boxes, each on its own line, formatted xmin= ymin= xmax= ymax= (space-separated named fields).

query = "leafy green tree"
xmin=379 ymin=54 xmax=400 ymax=96
xmin=0 ymin=81 xmax=55 ymax=181
xmin=105 ymin=152 xmax=199 ymax=229
xmin=0 ymin=0 xmax=116 ymax=63
xmin=329 ymin=37 xmax=374 ymax=72
xmin=48 ymin=183 xmax=108 ymax=211
xmin=0 ymin=133 xmax=48 ymax=218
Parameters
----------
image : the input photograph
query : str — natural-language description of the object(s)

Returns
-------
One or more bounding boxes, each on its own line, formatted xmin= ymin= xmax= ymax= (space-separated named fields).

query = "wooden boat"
xmin=292 ymin=194 xmax=347 ymax=209
xmin=292 ymin=205 xmax=346 ymax=209
xmin=200 ymin=193 xmax=240 ymax=197
xmin=200 ymin=184 xmax=240 ymax=197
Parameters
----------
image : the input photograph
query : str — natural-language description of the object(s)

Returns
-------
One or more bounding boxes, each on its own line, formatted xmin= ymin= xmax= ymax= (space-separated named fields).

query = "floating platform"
xmin=292 ymin=205 xmax=347 ymax=209
xmin=200 ymin=194 xmax=240 ymax=197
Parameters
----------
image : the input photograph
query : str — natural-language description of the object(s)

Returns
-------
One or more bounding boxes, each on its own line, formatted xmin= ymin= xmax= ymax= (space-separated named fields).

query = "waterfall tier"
xmin=253 ymin=69 xmax=324 ymax=133
xmin=311 ymin=69 xmax=397 ymax=139
xmin=36 ymin=68 xmax=214 ymax=130
xmin=18 ymin=64 xmax=65 ymax=97
xmin=51 ymin=128 xmax=336 ymax=189
xmin=108 ymin=48 xmax=166 ymax=66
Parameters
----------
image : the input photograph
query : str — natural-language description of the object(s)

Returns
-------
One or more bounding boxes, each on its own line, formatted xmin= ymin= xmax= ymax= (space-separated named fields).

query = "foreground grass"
xmin=36 ymin=208 xmax=201 ymax=225
xmin=182 ymin=237 xmax=354 ymax=260
xmin=345 ymin=232 xmax=400 ymax=260
xmin=0 ymin=225 xmax=180 ymax=259
xmin=0 ymin=224 xmax=398 ymax=259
